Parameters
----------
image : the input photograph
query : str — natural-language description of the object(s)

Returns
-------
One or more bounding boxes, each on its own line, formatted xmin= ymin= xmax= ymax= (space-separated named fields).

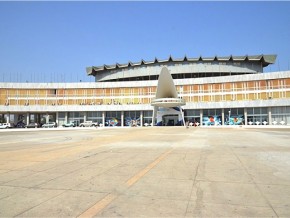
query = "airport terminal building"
xmin=1 ymin=54 xmax=290 ymax=127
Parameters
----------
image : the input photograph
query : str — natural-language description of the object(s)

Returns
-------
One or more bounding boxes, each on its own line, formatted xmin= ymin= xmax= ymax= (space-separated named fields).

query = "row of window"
xmin=1 ymin=90 xmax=290 ymax=106
xmin=2 ymin=79 xmax=289 ymax=98
xmin=2 ymin=107 xmax=290 ymax=126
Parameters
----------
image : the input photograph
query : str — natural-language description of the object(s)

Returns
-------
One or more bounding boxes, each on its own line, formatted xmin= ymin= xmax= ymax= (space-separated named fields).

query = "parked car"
xmin=26 ymin=123 xmax=40 ymax=128
xmin=62 ymin=122 xmax=76 ymax=127
xmin=0 ymin=123 xmax=12 ymax=129
xmin=16 ymin=122 xmax=26 ymax=128
xmin=79 ymin=121 xmax=98 ymax=127
xmin=42 ymin=122 xmax=57 ymax=128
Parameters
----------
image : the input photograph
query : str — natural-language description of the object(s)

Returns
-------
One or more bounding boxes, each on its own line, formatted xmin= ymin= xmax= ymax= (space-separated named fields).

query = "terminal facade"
xmin=1 ymin=54 xmax=290 ymax=127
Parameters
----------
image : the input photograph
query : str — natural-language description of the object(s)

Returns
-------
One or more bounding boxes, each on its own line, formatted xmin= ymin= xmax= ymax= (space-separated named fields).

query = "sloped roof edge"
xmin=87 ymin=55 xmax=277 ymax=75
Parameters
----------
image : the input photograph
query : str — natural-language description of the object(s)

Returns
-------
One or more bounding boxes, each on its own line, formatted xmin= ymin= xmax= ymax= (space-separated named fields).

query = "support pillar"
xmin=222 ymin=108 xmax=225 ymax=125
xmin=121 ymin=111 xmax=124 ymax=127
xmin=65 ymin=112 xmax=68 ymax=123
xmin=200 ymin=109 xmax=203 ymax=126
xmin=26 ymin=113 xmax=29 ymax=125
xmin=152 ymin=106 xmax=158 ymax=126
xmin=180 ymin=107 xmax=185 ymax=127
xmin=140 ymin=111 xmax=143 ymax=127
xmin=56 ymin=112 xmax=59 ymax=126
xmin=102 ymin=111 xmax=105 ymax=127
xmin=6 ymin=113 xmax=10 ymax=123
xmin=268 ymin=107 xmax=272 ymax=125
xmin=46 ymin=113 xmax=49 ymax=124
xmin=244 ymin=108 xmax=248 ymax=125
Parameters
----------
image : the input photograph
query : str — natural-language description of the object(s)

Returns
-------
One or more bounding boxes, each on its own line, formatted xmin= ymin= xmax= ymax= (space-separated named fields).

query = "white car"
xmin=0 ymin=123 xmax=12 ymax=129
xmin=42 ymin=122 xmax=57 ymax=128
xmin=79 ymin=121 xmax=98 ymax=127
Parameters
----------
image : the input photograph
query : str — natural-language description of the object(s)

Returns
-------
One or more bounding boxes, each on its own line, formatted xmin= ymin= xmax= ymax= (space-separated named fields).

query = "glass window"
xmin=247 ymin=108 xmax=254 ymax=115
xmin=261 ymin=107 xmax=267 ymax=115
xmin=124 ymin=111 xmax=140 ymax=126
xmin=143 ymin=110 xmax=153 ymax=126
xmin=68 ymin=112 xmax=84 ymax=126
xmin=58 ymin=112 xmax=65 ymax=119
xmin=105 ymin=111 xmax=121 ymax=126
xmin=143 ymin=110 xmax=153 ymax=118
xmin=87 ymin=111 xmax=102 ymax=123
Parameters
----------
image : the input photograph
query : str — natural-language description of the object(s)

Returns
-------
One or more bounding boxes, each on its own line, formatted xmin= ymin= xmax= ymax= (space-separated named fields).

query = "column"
xmin=152 ymin=106 xmax=158 ymax=126
xmin=102 ymin=111 xmax=105 ymax=127
xmin=65 ymin=112 xmax=68 ymax=123
xmin=6 ymin=113 xmax=10 ymax=123
xmin=140 ymin=111 xmax=143 ymax=127
xmin=56 ymin=112 xmax=59 ymax=126
xmin=84 ymin=112 xmax=87 ymax=122
xmin=244 ymin=108 xmax=248 ymax=125
xmin=46 ymin=113 xmax=49 ymax=123
xmin=180 ymin=107 xmax=185 ymax=127
xmin=221 ymin=108 xmax=225 ymax=125
xmin=200 ymin=109 xmax=203 ymax=126
xmin=121 ymin=111 xmax=124 ymax=127
xmin=26 ymin=113 xmax=30 ymax=124
xmin=268 ymin=107 xmax=272 ymax=125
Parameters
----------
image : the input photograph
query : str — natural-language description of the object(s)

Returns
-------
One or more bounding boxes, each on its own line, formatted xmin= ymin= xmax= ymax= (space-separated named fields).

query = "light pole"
xmin=228 ymin=110 xmax=231 ymax=125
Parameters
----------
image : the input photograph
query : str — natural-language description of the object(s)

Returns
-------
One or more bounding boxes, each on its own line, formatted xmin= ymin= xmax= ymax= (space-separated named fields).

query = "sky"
xmin=0 ymin=1 xmax=290 ymax=83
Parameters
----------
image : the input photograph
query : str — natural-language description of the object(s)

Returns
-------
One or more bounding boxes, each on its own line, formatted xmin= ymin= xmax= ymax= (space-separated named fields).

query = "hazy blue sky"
xmin=0 ymin=1 xmax=290 ymax=82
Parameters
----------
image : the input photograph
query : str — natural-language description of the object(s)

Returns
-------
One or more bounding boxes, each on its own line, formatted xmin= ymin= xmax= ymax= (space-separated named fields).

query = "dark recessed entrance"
xmin=162 ymin=114 xmax=179 ymax=126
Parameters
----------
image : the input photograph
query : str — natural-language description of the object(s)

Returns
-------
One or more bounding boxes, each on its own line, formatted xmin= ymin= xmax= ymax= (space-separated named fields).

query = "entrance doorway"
xmin=162 ymin=114 xmax=179 ymax=126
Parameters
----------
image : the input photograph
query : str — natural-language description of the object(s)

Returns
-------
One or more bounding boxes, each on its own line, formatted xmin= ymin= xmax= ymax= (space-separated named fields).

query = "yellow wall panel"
xmin=224 ymin=83 xmax=231 ymax=90
xmin=225 ymin=94 xmax=231 ymax=101
xmin=67 ymin=99 xmax=74 ymax=105
xmin=247 ymin=82 xmax=255 ymax=89
xmin=28 ymin=89 xmax=37 ymax=96
xmin=9 ymin=99 xmax=17 ymax=105
xmin=183 ymin=85 xmax=190 ymax=92
xmin=144 ymin=98 xmax=151 ymax=104
xmin=273 ymin=92 xmax=280 ymax=98
xmin=19 ymin=99 xmax=26 ymax=105
xmin=38 ymin=99 xmax=46 ymax=105
xmin=260 ymin=80 xmax=267 ymax=89
xmin=285 ymin=78 xmax=290 ymax=86
xmin=122 ymin=88 xmax=128 ymax=96
xmin=57 ymin=89 xmax=65 ymax=96
xmin=192 ymin=96 xmax=198 ymax=102
xmin=236 ymin=82 xmax=243 ymax=89
xmin=248 ymin=93 xmax=255 ymax=100
xmin=76 ymin=89 xmax=84 ymax=96
xmin=8 ymin=89 xmax=17 ymax=96
xmin=260 ymin=92 xmax=267 ymax=100
xmin=272 ymin=80 xmax=279 ymax=87
xmin=236 ymin=94 xmax=243 ymax=101
xmin=132 ymin=88 xmax=138 ymax=95
xmin=203 ymin=95 xmax=209 ymax=102
xmin=214 ymin=95 xmax=221 ymax=102
xmin=66 ymin=89 xmax=75 ymax=96
xmin=38 ymin=90 xmax=47 ymax=97
xmin=212 ymin=84 xmax=221 ymax=92
xmin=0 ymin=96 xmax=6 ymax=105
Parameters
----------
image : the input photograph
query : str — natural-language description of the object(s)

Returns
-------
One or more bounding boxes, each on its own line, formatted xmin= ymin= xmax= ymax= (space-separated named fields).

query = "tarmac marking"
xmin=126 ymin=148 xmax=174 ymax=187
xmin=78 ymin=193 xmax=117 ymax=218
xmin=78 ymin=148 xmax=173 ymax=217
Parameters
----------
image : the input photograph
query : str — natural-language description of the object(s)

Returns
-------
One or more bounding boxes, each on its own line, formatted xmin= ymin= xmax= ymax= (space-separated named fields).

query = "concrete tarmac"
xmin=0 ymin=127 xmax=290 ymax=217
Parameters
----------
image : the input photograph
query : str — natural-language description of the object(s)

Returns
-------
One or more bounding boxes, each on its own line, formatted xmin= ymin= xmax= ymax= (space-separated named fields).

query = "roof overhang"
xmin=86 ymin=54 xmax=277 ymax=76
